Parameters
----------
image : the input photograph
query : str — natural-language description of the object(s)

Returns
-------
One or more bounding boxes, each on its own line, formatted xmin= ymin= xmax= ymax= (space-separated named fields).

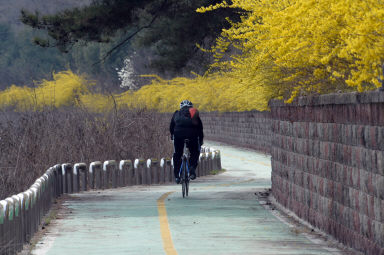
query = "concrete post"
xmin=24 ymin=191 xmax=32 ymax=244
xmin=73 ymin=164 xmax=80 ymax=192
xmin=103 ymin=160 xmax=117 ymax=189
xmin=17 ymin=193 xmax=27 ymax=249
xmin=61 ymin=165 xmax=67 ymax=194
xmin=41 ymin=175 xmax=49 ymax=214
xmin=5 ymin=198 xmax=14 ymax=255
xmin=198 ymin=154 xmax=203 ymax=176
xmin=89 ymin=161 xmax=102 ymax=189
xmin=160 ymin=158 xmax=166 ymax=184
xmin=200 ymin=152 xmax=207 ymax=176
xmin=11 ymin=195 xmax=22 ymax=253
xmin=170 ymin=158 xmax=175 ymax=183
xmin=119 ymin=160 xmax=133 ymax=186
xmin=153 ymin=159 xmax=161 ymax=184
xmin=61 ymin=163 xmax=73 ymax=193
xmin=216 ymin=151 xmax=222 ymax=170
xmin=207 ymin=152 xmax=213 ymax=173
xmin=32 ymin=179 xmax=43 ymax=220
xmin=213 ymin=151 xmax=218 ymax=170
xmin=145 ymin=159 xmax=152 ymax=185
xmin=29 ymin=188 xmax=38 ymax=240
xmin=49 ymin=166 xmax=59 ymax=198
xmin=102 ymin=161 xmax=108 ymax=189
xmin=74 ymin=163 xmax=87 ymax=192
xmin=54 ymin=164 xmax=63 ymax=196
xmin=197 ymin=154 xmax=202 ymax=177
xmin=118 ymin=160 xmax=126 ymax=187
xmin=0 ymin=200 xmax=8 ymax=255
xmin=44 ymin=168 xmax=55 ymax=203
xmin=30 ymin=188 xmax=38 ymax=235
xmin=79 ymin=164 xmax=88 ymax=191
xmin=134 ymin=159 xmax=145 ymax=185
xmin=204 ymin=153 xmax=209 ymax=175
xmin=30 ymin=184 xmax=41 ymax=231
xmin=3 ymin=199 xmax=12 ymax=255
xmin=147 ymin=159 xmax=158 ymax=185
xmin=161 ymin=159 xmax=172 ymax=183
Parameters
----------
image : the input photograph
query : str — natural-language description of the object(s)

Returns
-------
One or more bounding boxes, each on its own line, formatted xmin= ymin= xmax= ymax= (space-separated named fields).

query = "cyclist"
xmin=170 ymin=100 xmax=204 ymax=184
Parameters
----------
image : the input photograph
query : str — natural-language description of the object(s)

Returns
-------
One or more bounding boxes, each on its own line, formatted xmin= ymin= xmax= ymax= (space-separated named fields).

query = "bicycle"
xmin=179 ymin=139 xmax=190 ymax=198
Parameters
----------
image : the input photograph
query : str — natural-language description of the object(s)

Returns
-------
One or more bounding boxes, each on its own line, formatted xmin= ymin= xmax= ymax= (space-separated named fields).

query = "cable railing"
xmin=0 ymin=147 xmax=221 ymax=255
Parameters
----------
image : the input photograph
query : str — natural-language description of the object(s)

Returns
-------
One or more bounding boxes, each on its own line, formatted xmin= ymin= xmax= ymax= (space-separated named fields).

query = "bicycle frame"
xmin=179 ymin=139 xmax=190 ymax=197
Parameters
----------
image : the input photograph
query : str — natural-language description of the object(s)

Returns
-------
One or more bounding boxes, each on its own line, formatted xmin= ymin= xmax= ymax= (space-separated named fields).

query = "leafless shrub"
xmin=0 ymin=108 xmax=173 ymax=199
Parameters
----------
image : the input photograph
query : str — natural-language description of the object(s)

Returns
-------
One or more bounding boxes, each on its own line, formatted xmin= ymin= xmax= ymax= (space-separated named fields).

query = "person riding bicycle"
xmin=170 ymin=100 xmax=204 ymax=184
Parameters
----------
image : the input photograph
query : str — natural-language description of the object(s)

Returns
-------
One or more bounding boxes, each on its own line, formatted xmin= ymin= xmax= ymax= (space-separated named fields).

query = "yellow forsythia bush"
xmin=198 ymin=0 xmax=384 ymax=102
xmin=0 ymin=71 xmax=91 ymax=110
xmin=120 ymin=73 xmax=271 ymax=112
xmin=0 ymin=70 xmax=270 ymax=112
xmin=77 ymin=72 xmax=271 ymax=112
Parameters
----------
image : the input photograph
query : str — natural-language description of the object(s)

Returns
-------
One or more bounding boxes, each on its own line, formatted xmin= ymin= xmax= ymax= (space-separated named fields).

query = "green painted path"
xmin=31 ymin=141 xmax=359 ymax=255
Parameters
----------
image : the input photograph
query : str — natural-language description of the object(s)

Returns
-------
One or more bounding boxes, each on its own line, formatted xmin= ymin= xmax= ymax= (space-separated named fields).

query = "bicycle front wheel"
xmin=182 ymin=179 xmax=186 ymax=198
xmin=185 ymin=179 xmax=189 ymax=197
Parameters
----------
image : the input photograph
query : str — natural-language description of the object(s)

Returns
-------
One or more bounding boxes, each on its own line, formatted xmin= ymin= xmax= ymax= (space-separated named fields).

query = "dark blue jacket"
xmin=170 ymin=107 xmax=204 ymax=143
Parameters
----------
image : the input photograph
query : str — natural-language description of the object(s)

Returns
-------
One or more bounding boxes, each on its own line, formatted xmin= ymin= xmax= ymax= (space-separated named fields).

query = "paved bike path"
xmin=31 ymin=141 xmax=357 ymax=255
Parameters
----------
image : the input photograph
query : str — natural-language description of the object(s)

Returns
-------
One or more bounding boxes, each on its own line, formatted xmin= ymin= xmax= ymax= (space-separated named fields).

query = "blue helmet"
xmin=180 ymin=100 xmax=193 ymax=109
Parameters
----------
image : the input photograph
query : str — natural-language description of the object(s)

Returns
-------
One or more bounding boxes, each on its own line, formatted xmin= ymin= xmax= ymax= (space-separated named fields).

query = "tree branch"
xmin=93 ymin=0 xmax=168 ymax=66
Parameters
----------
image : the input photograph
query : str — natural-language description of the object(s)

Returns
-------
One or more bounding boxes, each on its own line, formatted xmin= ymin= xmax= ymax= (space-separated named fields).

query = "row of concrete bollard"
xmin=0 ymin=147 xmax=221 ymax=255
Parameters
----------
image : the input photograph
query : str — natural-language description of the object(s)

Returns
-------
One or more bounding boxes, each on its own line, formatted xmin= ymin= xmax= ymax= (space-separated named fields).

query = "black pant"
xmin=173 ymin=136 xmax=200 ymax=178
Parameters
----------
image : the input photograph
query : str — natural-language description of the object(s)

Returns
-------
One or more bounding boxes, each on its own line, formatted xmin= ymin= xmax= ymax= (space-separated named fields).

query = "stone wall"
xmin=201 ymin=91 xmax=384 ymax=254
xmin=270 ymin=91 xmax=384 ymax=255
xmin=201 ymin=111 xmax=272 ymax=153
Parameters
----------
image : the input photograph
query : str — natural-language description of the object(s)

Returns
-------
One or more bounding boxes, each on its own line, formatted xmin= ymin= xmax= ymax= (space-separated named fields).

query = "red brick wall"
xmin=201 ymin=91 xmax=384 ymax=254
xmin=200 ymin=111 xmax=271 ymax=153
xmin=270 ymin=91 xmax=384 ymax=255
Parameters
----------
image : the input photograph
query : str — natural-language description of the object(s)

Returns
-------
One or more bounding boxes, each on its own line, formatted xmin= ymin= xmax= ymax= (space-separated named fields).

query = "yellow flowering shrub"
xmin=0 ymin=70 xmax=271 ymax=112
xmin=198 ymin=0 xmax=384 ymax=102
xmin=0 ymin=71 xmax=91 ymax=110
xmin=126 ymin=73 xmax=270 ymax=112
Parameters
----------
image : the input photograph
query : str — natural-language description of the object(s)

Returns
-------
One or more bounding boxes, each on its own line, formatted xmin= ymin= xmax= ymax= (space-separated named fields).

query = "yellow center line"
xmin=221 ymin=152 xmax=271 ymax=166
xmin=157 ymin=191 xmax=178 ymax=255
xmin=156 ymin=178 xmax=257 ymax=253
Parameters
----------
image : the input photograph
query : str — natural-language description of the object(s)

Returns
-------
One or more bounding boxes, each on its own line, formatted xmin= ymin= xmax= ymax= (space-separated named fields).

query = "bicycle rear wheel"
xmin=181 ymin=159 xmax=187 ymax=198
xmin=184 ymin=160 xmax=189 ymax=197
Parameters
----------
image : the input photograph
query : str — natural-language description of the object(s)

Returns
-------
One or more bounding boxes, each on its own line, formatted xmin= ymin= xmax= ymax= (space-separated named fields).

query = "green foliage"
xmin=0 ymin=22 xmax=130 ymax=90
xmin=21 ymin=0 xmax=149 ymax=52
xmin=133 ymin=0 xmax=240 ymax=73
xmin=210 ymin=169 xmax=225 ymax=175
xmin=0 ymin=24 xmax=68 ymax=88
xmin=20 ymin=0 xmax=239 ymax=76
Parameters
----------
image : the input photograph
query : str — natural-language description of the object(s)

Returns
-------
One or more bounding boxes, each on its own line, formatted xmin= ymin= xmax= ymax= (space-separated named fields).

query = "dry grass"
xmin=0 ymin=108 xmax=173 ymax=199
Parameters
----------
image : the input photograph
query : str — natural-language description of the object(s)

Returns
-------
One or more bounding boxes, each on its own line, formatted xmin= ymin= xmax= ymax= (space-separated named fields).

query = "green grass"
xmin=209 ymin=169 xmax=226 ymax=175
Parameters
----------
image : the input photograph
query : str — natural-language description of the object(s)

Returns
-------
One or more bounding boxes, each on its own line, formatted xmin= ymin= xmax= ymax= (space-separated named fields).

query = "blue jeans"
xmin=173 ymin=136 xmax=200 ymax=178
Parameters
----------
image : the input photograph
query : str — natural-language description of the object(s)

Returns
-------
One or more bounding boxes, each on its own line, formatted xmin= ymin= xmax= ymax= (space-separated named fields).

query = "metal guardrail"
xmin=0 ymin=147 xmax=221 ymax=255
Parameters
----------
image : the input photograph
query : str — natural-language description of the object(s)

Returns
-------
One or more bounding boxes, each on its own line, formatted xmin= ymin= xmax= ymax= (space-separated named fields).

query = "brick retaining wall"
xmin=270 ymin=91 xmax=384 ymax=255
xmin=201 ymin=91 xmax=384 ymax=254
xmin=201 ymin=111 xmax=272 ymax=153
